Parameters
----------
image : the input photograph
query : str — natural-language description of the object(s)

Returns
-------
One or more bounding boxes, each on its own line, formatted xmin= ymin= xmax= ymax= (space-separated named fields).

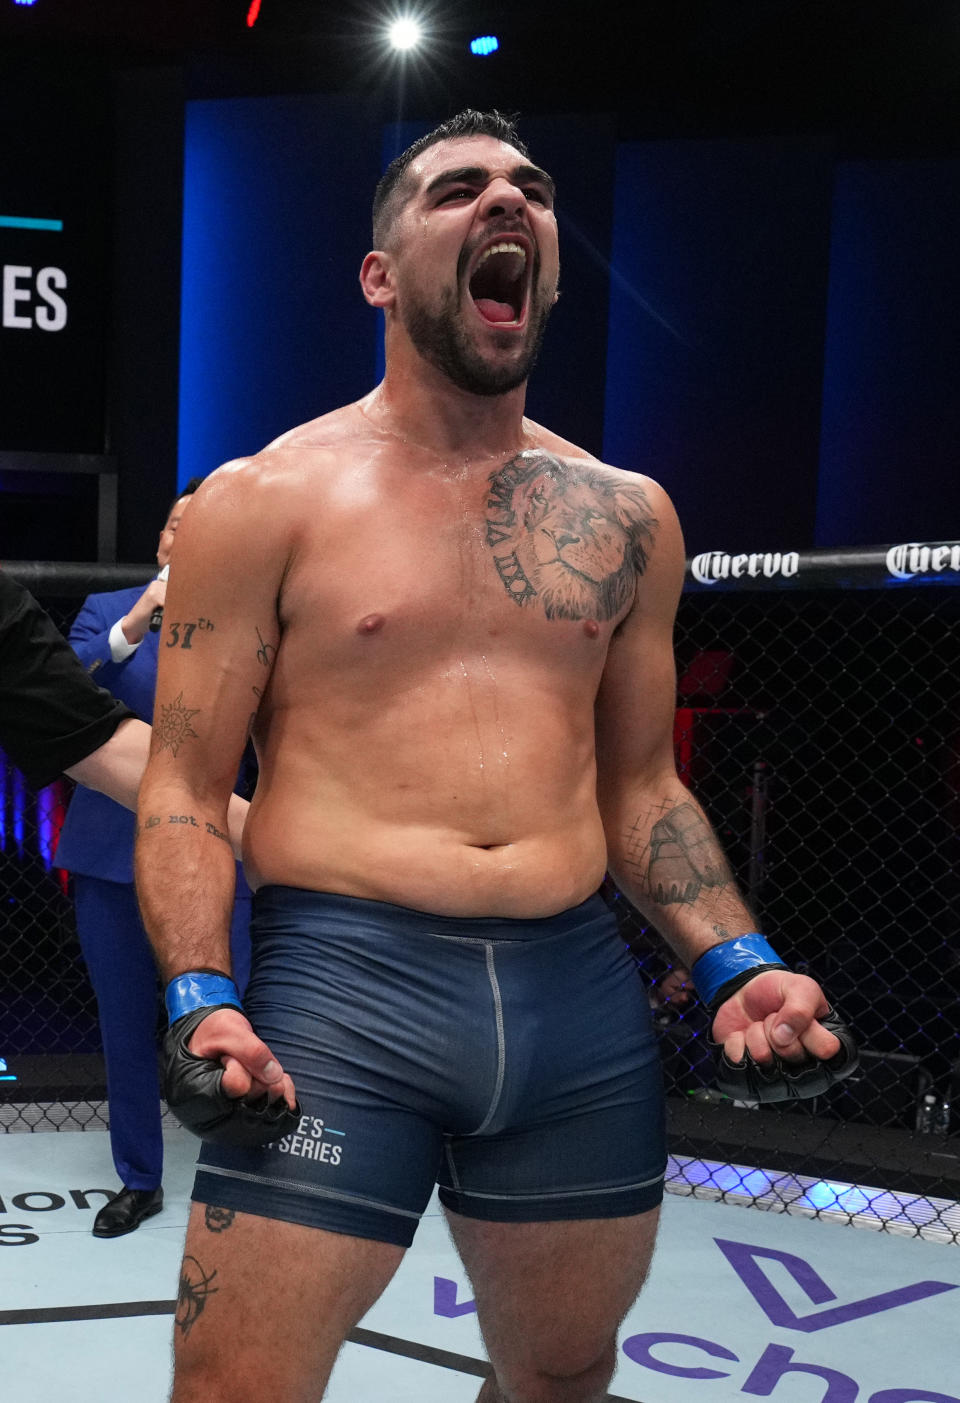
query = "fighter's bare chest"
xmin=284 ymin=449 xmax=658 ymax=645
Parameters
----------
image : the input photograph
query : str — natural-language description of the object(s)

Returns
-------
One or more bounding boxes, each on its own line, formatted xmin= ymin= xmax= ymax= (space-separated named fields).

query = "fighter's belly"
xmin=241 ymin=723 xmax=609 ymax=917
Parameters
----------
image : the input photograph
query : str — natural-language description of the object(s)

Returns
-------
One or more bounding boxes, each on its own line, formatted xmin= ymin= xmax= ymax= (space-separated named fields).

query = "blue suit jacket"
xmin=56 ymin=586 xmax=158 ymax=883
xmin=56 ymin=585 xmax=252 ymax=894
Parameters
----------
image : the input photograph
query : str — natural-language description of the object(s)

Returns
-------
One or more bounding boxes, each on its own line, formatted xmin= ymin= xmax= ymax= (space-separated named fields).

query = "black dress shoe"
xmin=92 ymin=1186 xmax=164 ymax=1238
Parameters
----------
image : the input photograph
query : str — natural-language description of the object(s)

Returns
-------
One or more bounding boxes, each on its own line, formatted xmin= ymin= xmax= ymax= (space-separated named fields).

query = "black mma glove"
xmin=163 ymin=972 xmax=301 ymax=1147
xmin=691 ymin=934 xmax=859 ymax=1105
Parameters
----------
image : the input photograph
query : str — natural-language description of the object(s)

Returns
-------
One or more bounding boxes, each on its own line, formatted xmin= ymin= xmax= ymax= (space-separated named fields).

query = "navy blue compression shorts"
xmin=192 ymin=887 xmax=666 ymax=1248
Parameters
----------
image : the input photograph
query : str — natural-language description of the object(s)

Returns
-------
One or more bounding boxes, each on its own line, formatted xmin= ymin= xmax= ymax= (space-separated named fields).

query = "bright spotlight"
xmin=388 ymin=16 xmax=423 ymax=50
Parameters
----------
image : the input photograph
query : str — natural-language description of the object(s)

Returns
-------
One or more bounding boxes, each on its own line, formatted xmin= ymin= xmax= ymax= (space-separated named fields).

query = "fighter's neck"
xmin=361 ymin=366 xmax=534 ymax=465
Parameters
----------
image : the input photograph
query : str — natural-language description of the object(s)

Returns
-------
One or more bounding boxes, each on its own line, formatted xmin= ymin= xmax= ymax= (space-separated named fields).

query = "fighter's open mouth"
xmin=468 ymin=241 xmax=528 ymax=325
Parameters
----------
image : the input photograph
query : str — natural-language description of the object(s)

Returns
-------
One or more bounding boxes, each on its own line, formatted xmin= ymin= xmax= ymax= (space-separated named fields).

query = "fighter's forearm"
xmin=134 ymin=778 xmax=238 ymax=985
xmin=605 ymin=781 xmax=757 ymax=971
xmin=65 ymin=719 xmax=248 ymax=859
xmin=66 ymin=717 xmax=151 ymax=814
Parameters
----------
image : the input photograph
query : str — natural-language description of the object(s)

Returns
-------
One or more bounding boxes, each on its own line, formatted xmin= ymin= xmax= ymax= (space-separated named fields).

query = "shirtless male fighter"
xmin=135 ymin=110 xmax=855 ymax=1403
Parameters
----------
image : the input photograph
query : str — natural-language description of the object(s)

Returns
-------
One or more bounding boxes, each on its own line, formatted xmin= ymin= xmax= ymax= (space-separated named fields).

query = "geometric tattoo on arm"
xmin=175 ymin=1255 xmax=219 ymax=1338
xmin=625 ymin=800 xmax=732 ymax=907
xmin=154 ymin=692 xmax=200 ymax=756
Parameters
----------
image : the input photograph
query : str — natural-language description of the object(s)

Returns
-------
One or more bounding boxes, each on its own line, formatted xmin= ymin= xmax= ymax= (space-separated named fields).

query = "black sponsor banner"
xmin=685 ymin=541 xmax=960 ymax=591
xmin=0 ymin=66 xmax=109 ymax=453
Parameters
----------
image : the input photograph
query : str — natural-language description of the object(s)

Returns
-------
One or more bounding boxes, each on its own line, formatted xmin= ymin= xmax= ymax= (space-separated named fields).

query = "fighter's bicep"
xmin=595 ymin=615 xmax=678 ymax=789
xmin=150 ymin=525 xmax=285 ymax=785
xmin=151 ymin=601 xmax=277 ymax=781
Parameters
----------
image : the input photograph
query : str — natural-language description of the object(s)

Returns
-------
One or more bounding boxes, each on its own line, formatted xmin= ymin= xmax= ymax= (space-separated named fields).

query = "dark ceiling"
xmin=2 ymin=0 xmax=959 ymax=151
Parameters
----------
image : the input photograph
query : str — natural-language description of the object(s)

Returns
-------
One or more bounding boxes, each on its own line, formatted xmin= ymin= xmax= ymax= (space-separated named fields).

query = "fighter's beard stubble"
xmin=402 ymin=280 xmax=554 ymax=398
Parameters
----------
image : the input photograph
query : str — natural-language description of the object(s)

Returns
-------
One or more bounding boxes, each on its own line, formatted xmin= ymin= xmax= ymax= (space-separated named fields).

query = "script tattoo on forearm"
xmin=484 ymin=450 xmax=657 ymax=620
xmin=176 ymin=1255 xmax=219 ymax=1338
xmin=625 ymin=800 xmax=733 ymax=907
xmin=204 ymin=1205 xmax=235 ymax=1233
xmin=135 ymin=814 xmax=228 ymax=845
xmin=154 ymin=692 xmax=200 ymax=755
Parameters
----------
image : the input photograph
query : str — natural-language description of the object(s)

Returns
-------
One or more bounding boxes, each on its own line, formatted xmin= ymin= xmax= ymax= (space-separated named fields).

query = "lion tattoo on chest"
xmin=484 ymin=451 xmax=657 ymax=621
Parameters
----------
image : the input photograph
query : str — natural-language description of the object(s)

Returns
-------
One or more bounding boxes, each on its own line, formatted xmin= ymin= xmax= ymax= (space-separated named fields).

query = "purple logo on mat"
xmin=434 ymin=1277 xmax=477 ymax=1317
xmin=714 ymin=1238 xmax=957 ymax=1332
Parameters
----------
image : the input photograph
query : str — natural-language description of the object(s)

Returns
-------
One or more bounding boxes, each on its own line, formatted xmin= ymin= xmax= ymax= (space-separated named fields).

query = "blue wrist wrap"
xmin=691 ymin=933 xmax=785 ymax=1006
xmin=165 ymin=972 xmax=242 ymax=1026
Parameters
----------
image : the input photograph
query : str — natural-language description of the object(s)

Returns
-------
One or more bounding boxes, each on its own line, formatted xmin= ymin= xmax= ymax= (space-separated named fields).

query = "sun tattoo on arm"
xmin=155 ymin=693 xmax=200 ymax=755
xmin=484 ymin=450 xmax=657 ymax=620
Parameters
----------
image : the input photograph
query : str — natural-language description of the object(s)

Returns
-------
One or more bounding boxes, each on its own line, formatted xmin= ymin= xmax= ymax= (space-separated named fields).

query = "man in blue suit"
xmin=57 ymin=480 xmax=253 ymax=1237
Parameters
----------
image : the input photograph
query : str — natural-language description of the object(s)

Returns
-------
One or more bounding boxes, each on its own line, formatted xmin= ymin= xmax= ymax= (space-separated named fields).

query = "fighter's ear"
xmin=360 ymin=251 xmax=395 ymax=309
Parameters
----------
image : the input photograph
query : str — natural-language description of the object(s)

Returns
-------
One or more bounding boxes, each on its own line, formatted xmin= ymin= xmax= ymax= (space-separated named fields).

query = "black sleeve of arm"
xmin=0 ymin=573 xmax=134 ymax=789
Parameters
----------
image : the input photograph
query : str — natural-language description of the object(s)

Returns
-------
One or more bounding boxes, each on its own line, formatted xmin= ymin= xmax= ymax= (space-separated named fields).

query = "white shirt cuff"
xmin=109 ymin=617 xmax=141 ymax=662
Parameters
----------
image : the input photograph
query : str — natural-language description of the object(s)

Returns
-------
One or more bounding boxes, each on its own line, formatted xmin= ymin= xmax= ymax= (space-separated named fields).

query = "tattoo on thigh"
xmin=176 ymin=1255 xmax=219 ymax=1338
xmin=204 ymin=1205 xmax=235 ymax=1233
xmin=625 ymin=800 xmax=731 ymax=906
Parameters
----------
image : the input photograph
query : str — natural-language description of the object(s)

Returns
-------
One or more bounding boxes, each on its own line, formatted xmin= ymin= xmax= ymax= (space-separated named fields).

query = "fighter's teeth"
xmin=477 ymin=241 xmax=527 ymax=266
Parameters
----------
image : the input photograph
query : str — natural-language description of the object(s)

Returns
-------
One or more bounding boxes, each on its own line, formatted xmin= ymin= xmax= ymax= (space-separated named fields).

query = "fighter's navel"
xmin=357 ymin=613 xmax=386 ymax=635
xmin=583 ymin=619 xmax=600 ymax=639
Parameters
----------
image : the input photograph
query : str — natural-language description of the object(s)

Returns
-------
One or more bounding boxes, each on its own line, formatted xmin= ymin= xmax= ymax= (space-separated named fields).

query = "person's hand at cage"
xmin=650 ymin=964 xmax=693 ymax=1011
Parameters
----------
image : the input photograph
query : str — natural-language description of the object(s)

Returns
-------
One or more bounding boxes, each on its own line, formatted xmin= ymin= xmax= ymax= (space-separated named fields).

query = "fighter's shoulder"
xmin=525 ymin=422 xmax=680 ymax=521
xmin=188 ymin=427 xmax=350 ymax=519
xmin=262 ymin=402 xmax=364 ymax=454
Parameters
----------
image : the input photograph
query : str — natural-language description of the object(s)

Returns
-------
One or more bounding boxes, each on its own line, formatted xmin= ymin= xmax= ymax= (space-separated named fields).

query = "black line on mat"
xmin=0 ymin=1299 xmax=176 ymax=1326
xmin=349 ymin=1325 xmax=491 ymax=1378
xmin=0 ymin=1303 xmax=639 ymax=1399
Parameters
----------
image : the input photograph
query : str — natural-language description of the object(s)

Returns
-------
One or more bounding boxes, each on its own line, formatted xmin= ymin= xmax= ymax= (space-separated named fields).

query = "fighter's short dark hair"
xmin=372 ymin=109 xmax=531 ymax=248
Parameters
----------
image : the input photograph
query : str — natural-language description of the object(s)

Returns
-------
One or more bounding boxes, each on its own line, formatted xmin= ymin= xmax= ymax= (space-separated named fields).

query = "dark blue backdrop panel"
xmin=603 ymin=139 xmax=833 ymax=555
xmin=178 ymin=94 xmax=381 ymax=485
xmin=816 ymin=159 xmax=960 ymax=548
xmin=517 ymin=114 xmax=616 ymax=458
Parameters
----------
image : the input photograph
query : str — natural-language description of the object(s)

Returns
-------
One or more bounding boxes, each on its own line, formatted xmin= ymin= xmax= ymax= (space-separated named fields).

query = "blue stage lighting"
xmin=13 ymin=1 xmax=40 ymax=8
xmin=470 ymin=35 xmax=499 ymax=56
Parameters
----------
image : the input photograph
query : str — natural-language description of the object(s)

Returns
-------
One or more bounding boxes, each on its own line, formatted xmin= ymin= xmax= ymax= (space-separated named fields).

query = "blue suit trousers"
xmin=74 ymin=875 xmax=252 ymax=1189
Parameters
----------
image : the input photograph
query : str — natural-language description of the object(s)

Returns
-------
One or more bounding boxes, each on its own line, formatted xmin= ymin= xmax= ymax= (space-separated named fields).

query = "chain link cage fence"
xmin=2 ymin=550 xmax=959 ymax=1245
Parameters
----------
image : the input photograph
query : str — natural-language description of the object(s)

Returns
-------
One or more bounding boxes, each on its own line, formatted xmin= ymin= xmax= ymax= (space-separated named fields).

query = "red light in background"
xmin=246 ymin=0 xmax=261 ymax=27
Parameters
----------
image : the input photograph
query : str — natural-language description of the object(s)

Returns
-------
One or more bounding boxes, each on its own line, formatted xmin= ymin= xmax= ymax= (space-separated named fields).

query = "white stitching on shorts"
xmin=196 ymin=1163 xmax=421 ymax=1219
xmin=466 ymin=943 xmax=506 ymax=1136
xmin=443 ymin=1142 xmax=463 ymax=1191
xmin=447 ymin=1171 xmax=666 ymax=1202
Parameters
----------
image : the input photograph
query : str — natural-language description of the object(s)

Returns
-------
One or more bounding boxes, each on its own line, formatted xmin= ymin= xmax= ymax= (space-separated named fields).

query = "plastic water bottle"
xmin=917 ymin=1092 xmax=938 ymax=1133
xmin=935 ymin=1096 xmax=951 ymax=1136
